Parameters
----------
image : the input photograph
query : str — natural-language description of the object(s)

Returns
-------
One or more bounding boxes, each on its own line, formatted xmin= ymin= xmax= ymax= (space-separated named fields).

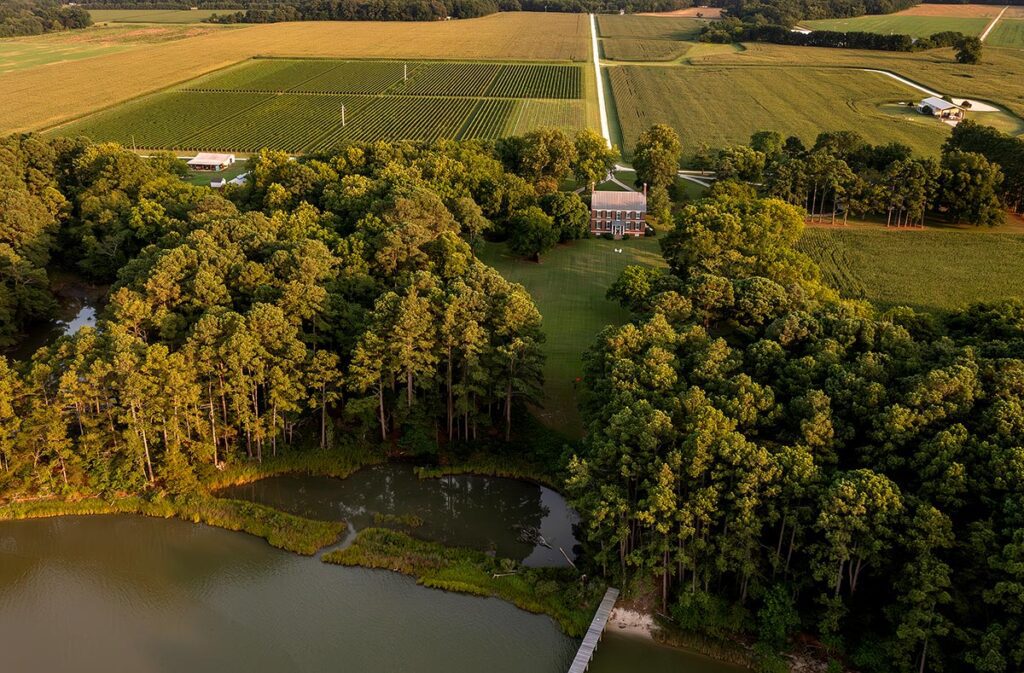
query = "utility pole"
xmin=341 ymin=104 xmax=346 ymax=127
xmin=404 ymin=63 xmax=408 ymax=82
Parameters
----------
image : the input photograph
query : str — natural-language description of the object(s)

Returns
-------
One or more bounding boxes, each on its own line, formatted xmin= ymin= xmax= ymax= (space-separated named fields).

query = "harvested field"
xmin=609 ymin=65 xmax=950 ymax=156
xmin=0 ymin=13 xmax=590 ymax=134
xmin=88 ymin=9 xmax=224 ymax=23
xmin=52 ymin=58 xmax=588 ymax=152
xmin=638 ymin=6 xmax=723 ymax=18
xmin=0 ymin=23 xmax=233 ymax=73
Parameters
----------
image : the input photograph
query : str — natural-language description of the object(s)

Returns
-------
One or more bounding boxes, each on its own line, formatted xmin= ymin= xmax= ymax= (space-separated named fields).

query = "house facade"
xmin=590 ymin=189 xmax=648 ymax=239
xmin=187 ymin=152 xmax=236 ymax=172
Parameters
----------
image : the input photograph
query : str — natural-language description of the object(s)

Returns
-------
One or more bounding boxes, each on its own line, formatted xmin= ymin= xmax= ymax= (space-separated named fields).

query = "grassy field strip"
xmin=802 ymin=15 xmax=990 ymax=38
xmin=479 ymin=239 xmax=665 ymax=437
xmin=0 ymin=13 xmax=590 ymax=134
xmin=89 ymin=9 xmax=224 ymax=24
xmin=862 ymin=67 xmax=940 ymax=96
xmin=980 ymin=6 xmax=1010 ymax=41
xmin=589 ymin=13 xmax=612 ymax=146
xmin=798 ymin=226 xmax=1024 ymax=313
xmin=987 ymin=18 xmax=1024 ymax=48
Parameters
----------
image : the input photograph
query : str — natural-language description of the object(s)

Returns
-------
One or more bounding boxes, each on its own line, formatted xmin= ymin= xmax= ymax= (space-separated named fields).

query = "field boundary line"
xmin=980 ymin=6 xmax=1009 ymax=41
xmin=589 ymin=13 xmax=612 ymax=147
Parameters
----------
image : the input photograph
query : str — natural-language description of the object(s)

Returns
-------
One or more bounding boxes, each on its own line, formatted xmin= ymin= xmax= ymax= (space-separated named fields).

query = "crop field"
xmin=987 ymin=20 xmax=1024 ymax=49
xmin=597 ymin=15 xmax=704 ymax=41
xmin=685 ymin=42 xmax=1024 ymax=123
xmin=0 ymin=12 xmax=590 ymax=134
xmin=88 ymin=9 xmax=224 ymax=23
xmin=798 ymin=226 xmax=1024 ymax=313
xmin=601 ymin=38 xmax=691 ymax=61
xmin=479 ymin=238 xmax=665 ymax=437
xmin=0 ymin=23 xmax=231 ymax=73
xmin=802 ymin=15 xmax=989 ymax=38
xmin=608 ymin=65 xmax=951 ymax=156
xmin=53 ymin=58 xmax=588 ymax=152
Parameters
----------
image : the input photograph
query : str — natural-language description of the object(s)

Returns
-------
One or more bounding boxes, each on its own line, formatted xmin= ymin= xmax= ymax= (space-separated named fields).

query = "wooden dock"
xmin=567 ymin=587 xmax=619 ymax=673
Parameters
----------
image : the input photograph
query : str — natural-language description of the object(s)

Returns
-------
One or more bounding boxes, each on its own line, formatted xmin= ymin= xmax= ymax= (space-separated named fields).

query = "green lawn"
xmin=183 ymin=159 xmax=249 ymax=186
xmin=479 ymin=238 xmax=665 ymax=437
xmin=803 ymin=15 xmax=989 ymax=38
xmin=798 ymin=226 xmax=1024 ymax=313
xmin=609 ymin=65 xmax=951 ymax=157
xmin=987 ymin=19 xmax=1024 ymax=49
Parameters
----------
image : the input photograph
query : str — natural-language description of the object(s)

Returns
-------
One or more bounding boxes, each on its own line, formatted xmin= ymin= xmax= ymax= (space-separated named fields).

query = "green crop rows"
xmin=55 ymin=58 xmax=586 ymax=152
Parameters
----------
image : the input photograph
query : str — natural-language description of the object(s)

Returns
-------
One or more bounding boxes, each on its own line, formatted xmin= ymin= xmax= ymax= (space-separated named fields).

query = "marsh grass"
xmin=323 ymin=528 xmax=605 ymax=637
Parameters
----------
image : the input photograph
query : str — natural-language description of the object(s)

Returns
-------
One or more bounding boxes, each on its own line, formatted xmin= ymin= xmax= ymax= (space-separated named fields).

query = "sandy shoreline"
xmin=606 ymin=606 xmax=656 ymax=639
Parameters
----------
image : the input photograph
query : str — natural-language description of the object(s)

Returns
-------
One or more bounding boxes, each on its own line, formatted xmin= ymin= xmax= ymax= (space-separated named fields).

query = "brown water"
xmin=7 ymin=273 xmax=105 ymax=360
xmin=0 ymin=515 xmax=578 ymax=673
xmin=217 ymin=464 xmax=579 ymax=566
xmin=590 ymin=632 xmax=749 ymax=673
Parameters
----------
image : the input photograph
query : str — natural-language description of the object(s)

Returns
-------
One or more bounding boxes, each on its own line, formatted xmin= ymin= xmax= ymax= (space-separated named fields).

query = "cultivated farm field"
xmin=54 ymin=58 xmax=589 ymax=152
xmin=802 ymin=15 xmax=989 ymax=38
xmin=0 ymin=22 xmax=232 ymax=73
xmin=597 ymin=15 xmax=704 ymax=62
xmin=0 ymin=12 xmax=590 ymax=134
xmin=987 ymin=20 xmax=1024 ymax=49
xmin=798 ymin=226 xmax=1024 ymax=313
xmin=609 ymin=65 xmax=951 ymax=156
xmin=88 ymin=9 xmax=224 ymax=23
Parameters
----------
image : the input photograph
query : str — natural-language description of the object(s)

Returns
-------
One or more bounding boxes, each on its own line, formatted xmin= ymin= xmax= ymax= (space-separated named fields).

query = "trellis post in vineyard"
xmin=341 ymin=104 xmax=346 ymax=127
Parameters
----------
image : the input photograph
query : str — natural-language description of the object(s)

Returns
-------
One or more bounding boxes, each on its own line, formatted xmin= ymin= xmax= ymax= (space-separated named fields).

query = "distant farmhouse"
xmin=188 ymin=152 xmax=236 ymax=172
xmin=590 ymin=190 xmax=648 ymax=239
xmin=917 ymin=97 xmax=964 ymax=122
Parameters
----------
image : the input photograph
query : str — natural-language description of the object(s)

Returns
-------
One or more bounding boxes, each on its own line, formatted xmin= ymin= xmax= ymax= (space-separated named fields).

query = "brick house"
xmin=590 ymin=189 xmax=648 ymax=239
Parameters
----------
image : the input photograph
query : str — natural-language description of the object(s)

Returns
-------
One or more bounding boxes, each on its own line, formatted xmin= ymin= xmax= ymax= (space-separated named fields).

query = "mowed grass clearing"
xmin=609 ymin=65 xmax=950 ymax=156
xmin=53 ymin=58 xmax=588 ymax=152
xmin=479 ymin=238 xmax=665 ymax=437
xmin=88 ymin=9 xmax=224 ymax=23
xmin=802 ymin=15 xmax=989 ymax=38
xmin=798 ymin=226 xmax=1024 ymax=313
xmin=0 ymin=12 xmax=590 ymax=134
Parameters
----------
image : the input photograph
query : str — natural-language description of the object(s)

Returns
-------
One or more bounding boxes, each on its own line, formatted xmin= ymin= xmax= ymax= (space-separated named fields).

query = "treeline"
xmin=698 ymin=127 xmax=1005 ymax=226
xmin=0 ymin=129 xmax=617 ymax=500
xmin=946 ymin=120 xmax=1024 ymax=214
xmin=715 ymin=0 xmax=921 ymax=27
xmin=700 ymin=19 xmax=983 ymax=60
xmin=0 ymin=0 xmax=91 ymax=37
xmin=83 ymin=0 xmax=689 ymax=23
xmin=569 ymin=125 xmax=1024 ymax=673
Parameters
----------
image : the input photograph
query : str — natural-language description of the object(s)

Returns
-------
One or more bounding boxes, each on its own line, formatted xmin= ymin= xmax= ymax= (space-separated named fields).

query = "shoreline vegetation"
xmin=323 ymin=527 xmax=604 ymax=637
xmin=0 ymin=493 xmax=345 ymax=555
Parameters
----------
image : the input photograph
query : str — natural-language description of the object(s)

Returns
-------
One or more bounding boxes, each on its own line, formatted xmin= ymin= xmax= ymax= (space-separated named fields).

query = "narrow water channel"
xmin=217 ymin=464 xmax=580 ymax=566
xmin=6 ymin=272 xmax=105 ymax=360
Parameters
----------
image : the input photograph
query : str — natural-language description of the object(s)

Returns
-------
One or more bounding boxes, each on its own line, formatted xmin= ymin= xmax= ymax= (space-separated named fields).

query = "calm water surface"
xmin=8 ymin=273 xmax=104 ymax=359
xmin=0 ymin=515 xmax=577 ymax=673
xmin=590 ymin=632 xmax=748 ymax=673
xmin=217 ymin=464 xmax=579 ymax=566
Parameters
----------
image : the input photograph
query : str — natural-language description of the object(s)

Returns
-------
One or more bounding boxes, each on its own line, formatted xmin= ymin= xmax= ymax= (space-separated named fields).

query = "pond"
xmin=0 ymin=515 xmax=578 ymax=673
xmin=217 ymin=464 xmax=580 ymax=567
xmin=6 ymin=272 xmax=105 ymax=360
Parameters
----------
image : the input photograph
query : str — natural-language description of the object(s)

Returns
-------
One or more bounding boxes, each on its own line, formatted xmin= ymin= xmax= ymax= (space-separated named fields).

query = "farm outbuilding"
xmin=187 ymin=152 xmax=236 ymax=171
xmin=591 ymin=189 xmax=648 ymax=239
xmin=917 ymin=97 xmax=964 ymax=121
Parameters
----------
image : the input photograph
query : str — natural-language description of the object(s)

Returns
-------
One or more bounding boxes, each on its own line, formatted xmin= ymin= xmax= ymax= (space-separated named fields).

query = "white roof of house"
xmin=188 ymin=152 xmax=235 ymax=165
xmin=920 ymin=97 xmax=959 ymax=111
xmin=592 ymin=190 xmax=647 ymax=210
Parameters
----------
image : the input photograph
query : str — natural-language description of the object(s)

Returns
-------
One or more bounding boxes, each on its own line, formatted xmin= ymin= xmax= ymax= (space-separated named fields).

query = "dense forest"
xmin=0 ymin=129 xmax=616 ymax=497
xmin=568 ymin=125 xmax=1024 ymax=673
xmin=716 ymin=0 xmax=920 ymax=26
xmin=0 ymin=0 xmax=91 ymax=37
